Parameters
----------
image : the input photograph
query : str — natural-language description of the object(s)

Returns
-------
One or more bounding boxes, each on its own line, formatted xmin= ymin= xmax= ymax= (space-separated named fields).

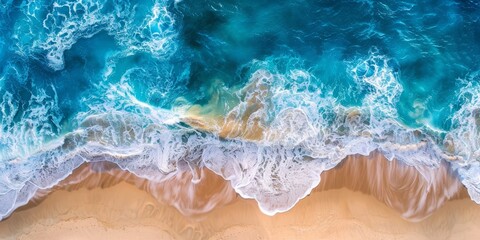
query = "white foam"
xmin=15 ymin=0 xmax=178 ymax=71
xmin=194 ymin=55 xmax=454 ymax=215
xmin=0 ymin=85 xmax=61 ymax=161
xmin=444 ymin=72 xmax=480 ymax=203
xmin=351 ymin=50 xmax=403 ymax=118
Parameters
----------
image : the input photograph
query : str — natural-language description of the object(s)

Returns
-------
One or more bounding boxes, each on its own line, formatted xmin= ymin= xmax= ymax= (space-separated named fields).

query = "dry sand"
xmin=1 ymin=152 xmax=479 ymax=240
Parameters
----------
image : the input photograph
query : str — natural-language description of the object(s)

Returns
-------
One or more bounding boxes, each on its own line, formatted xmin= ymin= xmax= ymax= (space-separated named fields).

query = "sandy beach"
xmin=1 ymin=183 xmax=479 ymax=240
xmin=1 ymin=153 xmax=479 ymax=240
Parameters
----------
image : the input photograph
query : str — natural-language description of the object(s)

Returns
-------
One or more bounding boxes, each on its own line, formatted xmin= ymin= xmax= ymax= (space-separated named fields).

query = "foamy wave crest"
xmin=13 ymin=0 xmax=177 ymax=70
xmin=0 ymin=86 xmax=62 ymax=160
xmin=445 ymin=72 xmax=480 ymax=203
xmin=192 ymin=54 xmax=453 ymax=214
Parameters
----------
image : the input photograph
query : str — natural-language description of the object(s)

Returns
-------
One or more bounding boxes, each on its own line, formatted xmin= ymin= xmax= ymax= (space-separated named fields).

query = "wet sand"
xmin=1 ymin=152 xmax=479 ymax=240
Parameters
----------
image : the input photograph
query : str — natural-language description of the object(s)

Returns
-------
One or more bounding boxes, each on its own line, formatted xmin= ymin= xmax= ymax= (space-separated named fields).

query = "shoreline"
xmin=1 ymin=152 xmax=477 ymax=239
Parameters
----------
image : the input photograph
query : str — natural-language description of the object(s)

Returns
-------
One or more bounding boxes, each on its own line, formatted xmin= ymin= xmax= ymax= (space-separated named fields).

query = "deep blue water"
xmin=1 ymin=0 xmax=480 ymax=219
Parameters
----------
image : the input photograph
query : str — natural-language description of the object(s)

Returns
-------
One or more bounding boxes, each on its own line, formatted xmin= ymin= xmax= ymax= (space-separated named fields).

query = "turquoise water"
xmin=1 ymin=0 xmax=480 ymax=218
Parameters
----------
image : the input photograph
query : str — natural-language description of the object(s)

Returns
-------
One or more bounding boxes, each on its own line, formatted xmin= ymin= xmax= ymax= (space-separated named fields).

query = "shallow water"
xmin=0 ymin=0 xmax=479 ymax=219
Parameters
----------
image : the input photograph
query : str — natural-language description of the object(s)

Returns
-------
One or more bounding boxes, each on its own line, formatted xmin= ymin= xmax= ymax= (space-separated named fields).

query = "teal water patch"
xmin=1 ymin=0 xmax=480 ymax=219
